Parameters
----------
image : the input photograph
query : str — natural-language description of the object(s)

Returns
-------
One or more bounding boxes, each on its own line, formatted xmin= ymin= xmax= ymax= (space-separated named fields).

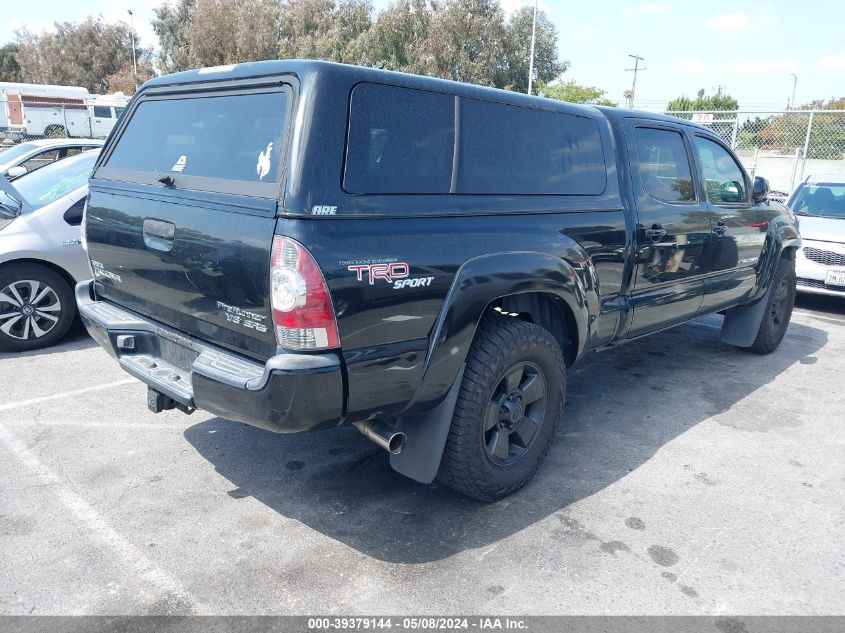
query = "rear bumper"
xmin=75 ymin=281 xmax=345 ymax=432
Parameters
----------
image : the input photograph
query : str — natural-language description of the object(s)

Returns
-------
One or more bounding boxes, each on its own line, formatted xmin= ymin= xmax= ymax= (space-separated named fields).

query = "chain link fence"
xmin=0 ymin=99 xmax=124 ymax=146
xmin=665 ymin=109 xmax=845 ymax=196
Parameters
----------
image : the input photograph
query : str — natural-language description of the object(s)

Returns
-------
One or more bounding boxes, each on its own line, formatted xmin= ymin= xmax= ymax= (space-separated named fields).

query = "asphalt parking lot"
xmin=1 ymin=296 xmax=843 ymax=616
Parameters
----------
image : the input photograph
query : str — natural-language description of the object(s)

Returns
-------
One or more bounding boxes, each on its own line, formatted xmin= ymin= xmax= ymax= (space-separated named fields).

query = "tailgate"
xmin=85 ymin=85 xmax=292 ymax=360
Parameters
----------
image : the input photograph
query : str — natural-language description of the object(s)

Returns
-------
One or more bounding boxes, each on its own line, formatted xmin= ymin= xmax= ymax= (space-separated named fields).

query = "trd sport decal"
xmin=347 ymin=262 xmax=408 ymax=284
xmin=345 ymin=261 xmax=434 ymax=290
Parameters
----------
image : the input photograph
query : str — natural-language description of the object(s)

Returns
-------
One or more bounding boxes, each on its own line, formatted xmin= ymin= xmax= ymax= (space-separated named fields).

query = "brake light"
xmin=270 ymin=236 xmax=339 ymax=350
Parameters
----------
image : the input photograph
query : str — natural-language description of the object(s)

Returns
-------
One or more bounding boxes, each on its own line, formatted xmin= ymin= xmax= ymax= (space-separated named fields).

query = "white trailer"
xmin=0 ymin=82 xmax=95 ymax=141
xmin=87 ymin=92 xmax=130 ymax=138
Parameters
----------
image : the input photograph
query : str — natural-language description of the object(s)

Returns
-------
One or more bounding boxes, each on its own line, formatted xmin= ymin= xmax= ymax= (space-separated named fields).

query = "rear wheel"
xmin=43 ymin=125 xmax=67 ymax=139
xmin=743 ymin=255 xmax=796 ymax=354
xmin=0 ymin=263 xmax=76 ymax=353
xmin=437 ymin=312 xmax=565 ymax=501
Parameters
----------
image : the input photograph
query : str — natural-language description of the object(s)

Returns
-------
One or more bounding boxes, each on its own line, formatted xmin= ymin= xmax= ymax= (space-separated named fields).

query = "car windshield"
xmin=789 ymin=183 xmax=845 ymax=218
xmin=0 ymin=142 xmax=40 ymax=167
xmin=13 ymin=151 xmax=99 ymax=211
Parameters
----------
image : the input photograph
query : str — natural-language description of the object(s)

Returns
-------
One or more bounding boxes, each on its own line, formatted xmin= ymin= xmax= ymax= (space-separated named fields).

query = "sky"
xmin=2 ymin=0 xmax=844 ymax=112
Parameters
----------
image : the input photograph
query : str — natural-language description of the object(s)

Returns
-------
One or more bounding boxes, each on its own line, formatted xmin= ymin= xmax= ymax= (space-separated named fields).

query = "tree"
xmin=149 ymin=0 xmax=572 ymax=93
xmin=354 ymin=0 xmax=433 ymax=72
xmin=666 ymin=88 xmax=739 ymax=142
xmin=504 ymin=6 xmax=565 ymax=94
xmin=103 ymin=59 xmax=156 ymax=94
xmin=805 ymin=97 xmax=845 ymax=159
xmin=355 ymin=1 xmax=565 ymax=90
xmin=15 ymin=16 xmax=150 ymax=93
xmin=539 ymin=80 xmax=616 ymax=106
xmin=667 ymin=88 xmax=739 ymax=113
xmin=752 ymin=97 xmax=845 ymax=159
xmin=153 ymin=0 xmax=282 ymax=70
xmin=424 ymin=0 xmax=510 ymax=88
xmin=278 ymin=0 xmax=372 ymax=62
xmin=152 ymin=0 xmax=196 ymax=73
xmin=0 ymin=43 xmax=22 ymax=82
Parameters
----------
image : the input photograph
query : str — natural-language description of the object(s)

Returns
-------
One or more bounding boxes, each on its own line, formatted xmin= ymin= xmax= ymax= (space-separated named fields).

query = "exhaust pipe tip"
xmin=353 ymin=420 xmax=406 ymax=455
xmin=386 ymin=431 xmax=406 ymax=455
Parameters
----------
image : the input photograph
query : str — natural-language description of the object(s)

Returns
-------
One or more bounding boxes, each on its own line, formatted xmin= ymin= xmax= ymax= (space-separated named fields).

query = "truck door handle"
xmin=645 ymin=227 xmax=667 ymax=241
xmin=143 ymin=219 xmax=175 ymax=252
xmin=144 ymin=219 xmax=175 ymax=239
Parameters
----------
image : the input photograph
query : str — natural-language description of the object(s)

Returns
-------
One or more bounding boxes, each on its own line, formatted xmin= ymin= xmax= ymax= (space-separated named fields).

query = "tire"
xmin=0 ymin=263 xmax=76 ymax=353
xmin=43 ymin=125 xmax=67 ymax=139
xmin=437 ymin=312 xmax=565 ymax=501
xmin=744 ymin=255 xmax=796 ymax=354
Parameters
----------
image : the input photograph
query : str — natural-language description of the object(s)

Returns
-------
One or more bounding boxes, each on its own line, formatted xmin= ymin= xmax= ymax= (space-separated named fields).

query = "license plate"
xmin=825 ymin=269 xmax=845 ymax=287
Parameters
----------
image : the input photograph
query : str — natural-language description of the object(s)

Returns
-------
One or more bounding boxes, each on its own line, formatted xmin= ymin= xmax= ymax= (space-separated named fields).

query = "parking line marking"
xmin=0 ymin=379 xmax=136 ymax=414
xmin=0 ymin=420 xmax=205 ymax=613
xmin=793 ymin=310 xmax=845 ymax=325
xmin=3 ymin=419 xmax=182 ymax=429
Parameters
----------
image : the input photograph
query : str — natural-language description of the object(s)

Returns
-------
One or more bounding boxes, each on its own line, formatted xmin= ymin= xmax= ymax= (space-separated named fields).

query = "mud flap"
xmin=720 ymin=284 xmax=772 ymax=348
xmin=390 ymin=365 xmax=465 ymax=484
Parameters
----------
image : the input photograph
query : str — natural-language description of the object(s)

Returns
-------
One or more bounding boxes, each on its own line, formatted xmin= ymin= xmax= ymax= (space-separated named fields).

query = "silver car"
xmin=0 ymin=150 xmax=99 ymax=352
xmin=0 ymin=137 xmax=103 ymax=180
xmin=790 ymin=174 xmax=845 ymax=297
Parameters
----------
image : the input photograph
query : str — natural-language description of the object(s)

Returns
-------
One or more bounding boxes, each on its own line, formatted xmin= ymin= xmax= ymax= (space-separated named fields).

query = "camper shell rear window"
xmin=96 ymin=87 xmax=290 ymax=198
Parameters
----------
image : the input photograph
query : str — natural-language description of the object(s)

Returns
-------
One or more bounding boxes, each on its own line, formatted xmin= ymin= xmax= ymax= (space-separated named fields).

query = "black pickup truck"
xmin=77 ymin=60 xmax=799 ymax=500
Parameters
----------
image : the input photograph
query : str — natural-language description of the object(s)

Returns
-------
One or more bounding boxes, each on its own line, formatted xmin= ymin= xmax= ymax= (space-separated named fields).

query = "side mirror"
xmin=719 ymin=180 xmax=744 ymax=203
xmin=752 ymin=176 xmax=769 ymax=203
xmin=6 ymin=165 xmax=27 ymax=179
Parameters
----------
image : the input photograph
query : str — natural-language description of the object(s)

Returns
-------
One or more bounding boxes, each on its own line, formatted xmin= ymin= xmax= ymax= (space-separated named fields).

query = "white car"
xmin=789 ymin=174 xmax=845 ymax=297
xmin=0 ymin=150 xmax=99 ymax=352
xmin=0 ymin=138 xmax=104 ymax=180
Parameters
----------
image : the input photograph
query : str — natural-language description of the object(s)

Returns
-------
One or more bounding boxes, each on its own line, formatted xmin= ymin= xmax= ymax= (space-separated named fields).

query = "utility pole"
xmin=527 ymin=0 xmax=538 ymax=95
xmin=789 ymin=73 xmax=798 ymax=110
xmin=625 ymin=54 xmax=646 ymax=109
xmin=128 ymin=9 xmax=139 ymax=90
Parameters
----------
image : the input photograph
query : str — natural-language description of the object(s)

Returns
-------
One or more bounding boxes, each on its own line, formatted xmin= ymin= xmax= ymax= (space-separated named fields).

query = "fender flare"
xmin=412 ymin=250 xmax=593 ymax=412
xmin=389 ymin=250 xmax=594 ymax=483
xmin=721 ymin=213 xmax=799 ymax=348
xmin=749 ymin=212 xmax=801 ymax=303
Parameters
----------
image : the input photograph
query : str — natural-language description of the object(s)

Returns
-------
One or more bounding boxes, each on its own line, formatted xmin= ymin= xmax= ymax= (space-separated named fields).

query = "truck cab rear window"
xmin=344 ymin=83 xmax=607 ymax=196
xmin=103 ymin=91 xmax=288 ymax=189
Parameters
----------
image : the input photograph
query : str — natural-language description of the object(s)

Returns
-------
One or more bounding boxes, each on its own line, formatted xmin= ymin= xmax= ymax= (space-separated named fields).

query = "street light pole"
xmin=789 ymin=73 xmax=798 ymax=110
xmin=527 ymin=0 xmax=538 ymax=95
xmin=128 ymin=9 xmax=138 ymax=90
xmin=625 ymin=54 xmax=645 ymax=109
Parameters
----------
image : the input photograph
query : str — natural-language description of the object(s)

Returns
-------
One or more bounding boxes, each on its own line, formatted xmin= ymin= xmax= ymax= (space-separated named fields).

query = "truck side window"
xmin=633 ymin=127 xmax=695 ymax=203
xmin=693 ymin=136 xmax=748 ymax=204
xmin=458 ymin=99 xmax=606 ymax=195
xmin=93 ymin=105 xmax=112 ymax=118
xmin=344 ymin=83 xmax=454 ymax=194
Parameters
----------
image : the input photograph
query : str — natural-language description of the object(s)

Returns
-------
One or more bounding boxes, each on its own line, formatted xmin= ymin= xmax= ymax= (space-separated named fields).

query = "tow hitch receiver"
xmin=147 ymin=388 xmax=195 ymax=415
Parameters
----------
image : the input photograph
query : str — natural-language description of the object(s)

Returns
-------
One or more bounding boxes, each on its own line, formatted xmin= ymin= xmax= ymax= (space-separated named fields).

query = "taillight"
xmin=270 ymin=236 xmax=339 ymax=350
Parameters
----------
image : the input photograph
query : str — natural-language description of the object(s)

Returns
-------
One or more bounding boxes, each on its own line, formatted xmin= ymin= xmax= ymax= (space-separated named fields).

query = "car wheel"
xmin=744 ymin=255 xmax=796 ymax=354
xmin=43 ymin=125 xmax=67 ymax=139
xmin=437 ymin=312 xmax=565 ymax=501
xmin=0 ymin=263 xmax=76 ymax=353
